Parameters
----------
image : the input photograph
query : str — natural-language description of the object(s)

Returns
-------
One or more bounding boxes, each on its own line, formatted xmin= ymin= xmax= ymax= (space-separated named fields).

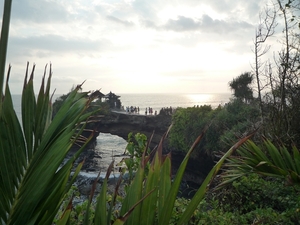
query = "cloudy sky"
xmin=2 ymin=0 xmax=277 ymax=94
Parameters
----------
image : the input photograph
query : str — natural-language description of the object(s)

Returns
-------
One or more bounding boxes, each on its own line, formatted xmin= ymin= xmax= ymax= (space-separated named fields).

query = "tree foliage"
xmin=169 ymin=100 xmax=260 ymax=158
xmin=229 ymin=72 xmax=254 ymax=103
xmin=169 ymin=105 xmax=214 ymax=156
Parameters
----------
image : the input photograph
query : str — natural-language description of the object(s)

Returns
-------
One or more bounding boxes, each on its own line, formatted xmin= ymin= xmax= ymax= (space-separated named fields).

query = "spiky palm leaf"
xmin=0 ymin=63 xmax=98 ymax=224
xmin=0 ymin=4 xmax=99 ymax=223
xmin=219 ymin=140 xmax=300 ymax=187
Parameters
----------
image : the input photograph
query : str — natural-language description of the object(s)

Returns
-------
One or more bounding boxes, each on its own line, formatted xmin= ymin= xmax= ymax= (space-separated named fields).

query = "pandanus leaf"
xmin=177 ymin=134 xmax=253 ymax=224
xmin=0 ymin=64 xmax=98 ymax=224
xmin=0 ymin=0 xmax=12 ymax=100
xmin=159 ymin=128 xmax=208 ymax=225
xmin=93 ymin=161 xmax=115 ymax=225
xmin=220 ymin=139 xmax=300 ymax=188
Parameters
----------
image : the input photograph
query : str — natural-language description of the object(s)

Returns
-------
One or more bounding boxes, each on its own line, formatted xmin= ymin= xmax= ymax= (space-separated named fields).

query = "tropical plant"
xmin=118 ymin=132 xmax=150 ymax=182
xmin=171 ymin=176 xmax=300 ymax=225
xmin=0 ymin=1 xmax=99 ymax=224
xmin=219 ymin=139 xmax=300 ymax=187
xmin=0 ymin=64 xmax=99 ymax=224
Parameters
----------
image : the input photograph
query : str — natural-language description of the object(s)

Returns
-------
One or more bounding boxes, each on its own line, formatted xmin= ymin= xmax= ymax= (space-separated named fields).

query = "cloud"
xmin=132 ymin=0 xmax=160 ymax=20
xmin=1 ymin=0 xmax=275 ymax=95
xmin=11 ymin=0 xmax=70 ymax=23
xmin=106 ymin=15 xmax=135 ymax=27
xmin=141 ymin=19 xmax=157 ymax=28
xmin=11 ymin=35 xmax=101 ymax=52
xmin=203 ymin=0 xmax=264 ymax=18
xmin=163 ymin=14 xmax=253 ymax=34
xmin=164 ymin=16 xmax=199 ymax=31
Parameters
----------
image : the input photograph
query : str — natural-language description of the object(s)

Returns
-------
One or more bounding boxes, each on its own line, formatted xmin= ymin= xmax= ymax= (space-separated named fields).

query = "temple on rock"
xmin=104 ymin=91 xmax=121 ymax=109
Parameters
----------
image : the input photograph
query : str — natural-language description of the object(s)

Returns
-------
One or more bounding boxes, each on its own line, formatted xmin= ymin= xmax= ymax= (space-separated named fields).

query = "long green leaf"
xmin=281 ymin=146 xmax=296 ymax=171
xmin=140 ymin=152 xmax=160 ymax=225
xmin=157 ymin=154 xmax=171 ymax=224
xmin=265 ymin=140 xmax=287 ymax=170
xmin=0 ymin=0 xmax=12 ymax=102
xmin=114 ymin=189 xmax=156 ymax=225
xmin=120 ymin=164 xmax=144 ymax=225
xmin=293 ymin=146 xmax=300 ymax=174
xmin=159 ymin=130 xmax=206 ymax=225
xmin=2 ymin=79 xmax=97 ymax=224
xmin=177 ymin=134 xmax=253 ymax=224
xmin=220 ymin=139 xmax=300 ymax=188
xmin=22 ymin=63 xmax=36 ymax=159
xmin=94 ymin=161 xmax=114 ymax=225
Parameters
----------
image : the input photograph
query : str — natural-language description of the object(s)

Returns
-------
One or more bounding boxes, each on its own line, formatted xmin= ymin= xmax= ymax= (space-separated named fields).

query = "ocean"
xmin=12 ymin=93 xmax=231 ymax=170
xmin=119 ymin=93 xmax=231 ymax=113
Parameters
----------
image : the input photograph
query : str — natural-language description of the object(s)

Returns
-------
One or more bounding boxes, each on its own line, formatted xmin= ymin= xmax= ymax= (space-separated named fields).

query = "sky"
xmin=1 ymin=0 xmax=281 ymax=94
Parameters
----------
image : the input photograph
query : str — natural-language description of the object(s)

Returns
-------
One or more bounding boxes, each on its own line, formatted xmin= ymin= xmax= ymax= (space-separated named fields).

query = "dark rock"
xmin=90 ymin=112 xmax=172 ymax=149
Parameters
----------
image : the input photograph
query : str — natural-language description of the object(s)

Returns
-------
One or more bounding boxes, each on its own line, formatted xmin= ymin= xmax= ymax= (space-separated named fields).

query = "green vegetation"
xmin=56 ymin=129 xmax=250 ymax=225
xmin=0 ymin=57 xmax=97 ymax=224
xmin=170 ymin=175 xmax=300 ymax=224
xmin=229 ymin=72 xmax=254 ymax=104
xmin=169 ymin=100 xmax=260 ymax=157
xmin=220 ymin=140 xmax=300 ymax=186
xmin=119 ymin=132 xmax=151 ymax=181
xmin=1 ymin=0 xmax=300 ymax=224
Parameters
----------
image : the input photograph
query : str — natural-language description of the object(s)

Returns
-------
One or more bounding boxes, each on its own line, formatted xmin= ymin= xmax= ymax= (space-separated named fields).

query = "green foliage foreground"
xmin=220 ymin=140 xmax=300 ymax=186
xmin=0 ymin=64 xmax=97 ymax=224
xmin=171 ymin=174 xmax=300 ymax=225
xmin=0 ymin=3 xmax=98 ymax=223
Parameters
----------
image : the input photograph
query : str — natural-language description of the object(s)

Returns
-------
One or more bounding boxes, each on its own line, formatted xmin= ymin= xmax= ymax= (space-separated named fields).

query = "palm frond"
xmin=0 ymin=64 xmax=98 ymax=224
xmin=219 ymin=140 xmax=300 ymax=187
xmin=0 ymin=0 xmax=12 ymax=100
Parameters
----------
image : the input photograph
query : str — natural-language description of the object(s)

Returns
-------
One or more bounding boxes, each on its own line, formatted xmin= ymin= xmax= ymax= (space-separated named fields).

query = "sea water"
xmin=12 ymin=93 xmax=231 ymax=170
xmin=119 ymin=93 xmax=231 ymax=114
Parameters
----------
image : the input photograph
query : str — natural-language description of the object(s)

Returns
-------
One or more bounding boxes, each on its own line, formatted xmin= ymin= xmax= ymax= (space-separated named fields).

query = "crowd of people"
xmin=159 ymin=106 xmax=174 ymax=115
xmin=122 ymin=105 xmax=175 ymax=116
xmin=145 ymin=107 xmax=157 ymax=115
xmin=125 ymin=106 xmax=140 ymax=113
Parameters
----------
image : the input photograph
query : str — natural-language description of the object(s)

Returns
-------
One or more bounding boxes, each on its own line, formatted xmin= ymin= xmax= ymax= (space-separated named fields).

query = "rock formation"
xmin=92 ymin=111 xmax=172 ymax=149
